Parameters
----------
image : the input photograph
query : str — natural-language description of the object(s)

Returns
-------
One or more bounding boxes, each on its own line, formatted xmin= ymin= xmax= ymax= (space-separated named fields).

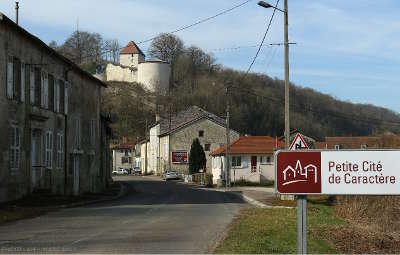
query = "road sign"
xmin=289 ymin=133 xmax=309 ymax=150
xmin=275 ymin=150 xmax=400 ymax=195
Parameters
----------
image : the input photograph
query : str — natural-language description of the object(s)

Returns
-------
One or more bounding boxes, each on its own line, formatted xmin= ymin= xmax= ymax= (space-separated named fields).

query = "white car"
xmin=112 ymin=169 xmax=128 ymax=175
xmin=163 ymin=170 xmax=179 ymax=180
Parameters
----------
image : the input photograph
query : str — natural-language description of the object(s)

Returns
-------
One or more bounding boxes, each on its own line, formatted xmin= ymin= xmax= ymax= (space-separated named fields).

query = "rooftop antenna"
xmin=15 ymin=1 xmax=19 ymax=25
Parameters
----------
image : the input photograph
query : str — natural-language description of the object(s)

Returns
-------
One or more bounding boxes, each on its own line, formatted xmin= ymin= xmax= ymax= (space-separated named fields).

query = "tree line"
xmin=51 ymin=31 xmax=400 ymax=141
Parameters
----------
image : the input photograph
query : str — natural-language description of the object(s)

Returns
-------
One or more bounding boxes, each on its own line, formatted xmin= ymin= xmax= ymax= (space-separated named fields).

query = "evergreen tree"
xmin=189 ymin=138 xmax=206 ymax=174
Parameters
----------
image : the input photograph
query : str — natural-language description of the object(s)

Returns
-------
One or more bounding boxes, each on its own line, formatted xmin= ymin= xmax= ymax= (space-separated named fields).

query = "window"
xmin=204 ymin=144 xmax=211 ymax=151
xmin=361 ymin=144 xmax=367 ymax=149
xmin=124 ymin=150 xmax=130 ymax=156
xmin=75 ymin=117 xmax=81 ymax=148
xmin=45 ymin=131 xmax=53 ymax=169
xmin=9 ymin=125 xmax=20 ymax=173
xmin=7 ymin=56 xmax=13 ymax=99
xmin=335 ymin=144 xmax=341 ymax=150
xmin=13 ymin=57 xmax=21 ymax=101
xmin=198 ymin=130 xmax=204 ymax=137
xmin=20 ymin=62 xmax=25 ymax=102
xmin=48 ymin=74 xmax=54 ymax=110
xmin=56 ymin=133 xmax=64 ymax=169
xmin=232 ymin=156 xmax=241 ymax=167
xmin=90 ymin=119 xmax=96 ymax=147
xmin=6 ymin=56 xmax=23 ymax=101
xmin=121 ymin=157 xmax=131 ymax=164
xmin=266 ymin=156 xmax=272 ymax=163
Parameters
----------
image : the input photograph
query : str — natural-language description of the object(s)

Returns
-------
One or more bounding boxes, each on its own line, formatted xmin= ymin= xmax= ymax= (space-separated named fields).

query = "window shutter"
xmin=7 ymin=56 xmax=13 ymax=99
xmin=21 ymin=62 xmax=25 ymax=102
xmin=44 ymin=72 xmax=48 ymax=108
xmin=40 ymin=71 xmax=44 ymax=107
xmin=54 ymin=79 xmax=59 ymax=112
xmin=30 ymin=68 xmax=35 ymax=104
xmin=64 ymin=82 xmax=68 ymax=114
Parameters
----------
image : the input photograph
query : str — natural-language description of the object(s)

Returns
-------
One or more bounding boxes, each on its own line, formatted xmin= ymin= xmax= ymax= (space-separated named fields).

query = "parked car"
xmin=133 ymin=167 xmax=141 ymax=175
xmin=163 ymin=170 xmax=179 ymax=180
xmin=112 ymin=169 xmax=129 ymax=175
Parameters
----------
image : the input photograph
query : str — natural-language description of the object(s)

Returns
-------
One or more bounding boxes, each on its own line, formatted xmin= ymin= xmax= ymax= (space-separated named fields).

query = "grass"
xmin=215 ymin=199 xmax=346 ymax=254
xmin=232 ymin=179 xmax=274 ymax=187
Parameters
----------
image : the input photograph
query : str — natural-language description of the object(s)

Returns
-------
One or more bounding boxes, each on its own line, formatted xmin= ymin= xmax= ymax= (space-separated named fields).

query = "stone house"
xmin=148 ymin=106 xmax=240 ymax=175
xmin=0 ymin=12 xmax=110 ymax=202
xmin=210 ymin=136 xmax=284 ymax=184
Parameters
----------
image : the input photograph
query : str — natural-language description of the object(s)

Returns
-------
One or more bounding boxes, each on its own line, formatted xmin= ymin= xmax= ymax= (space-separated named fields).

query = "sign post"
xmin=275 ymin=149 xmax=400 ymax=253
xmin=288 ymin=133 xmax=309 ymax=254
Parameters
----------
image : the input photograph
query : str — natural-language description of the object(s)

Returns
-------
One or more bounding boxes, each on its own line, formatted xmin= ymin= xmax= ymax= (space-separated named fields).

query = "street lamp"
xmin=258 ymin=0 xmax=290 ymax=149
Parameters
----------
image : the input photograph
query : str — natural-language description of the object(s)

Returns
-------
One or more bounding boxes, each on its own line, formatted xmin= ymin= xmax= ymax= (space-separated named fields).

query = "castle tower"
xmin=119 ymin=41 xmax=145 ymax=68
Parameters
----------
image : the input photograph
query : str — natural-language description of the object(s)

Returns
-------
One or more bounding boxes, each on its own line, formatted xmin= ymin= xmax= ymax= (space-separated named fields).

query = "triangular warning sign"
xmin=289 ymin=133 xmax=309 ymax=151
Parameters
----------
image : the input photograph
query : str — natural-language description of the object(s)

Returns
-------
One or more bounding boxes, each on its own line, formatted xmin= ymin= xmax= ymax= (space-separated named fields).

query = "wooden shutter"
xmin=7 ymin=56 xmax=13 ymax=99
xmin=43 ymin=72 xmax=48 ymax=108
xmin=64 ymin=82 xmax=68 ymax=114
xmin=30 ymin=67 xmax=35 ymax=104
xmin=21 ymin=62 xmax=25 ymax=102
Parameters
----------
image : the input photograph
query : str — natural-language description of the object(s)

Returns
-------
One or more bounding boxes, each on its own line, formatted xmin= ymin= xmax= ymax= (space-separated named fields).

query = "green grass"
xmin=215 ymin=202 xmax=346 ymax=254
xmin=232 ymin=179 xmax=274 ymax=187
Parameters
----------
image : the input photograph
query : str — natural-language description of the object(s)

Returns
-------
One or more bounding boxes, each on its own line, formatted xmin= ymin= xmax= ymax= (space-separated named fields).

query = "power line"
xmin=137 ymin=0 xmax=255 ymax=45
xmin=71 ymin=0 xmax=254 ymax=62
xmin=244 ymin=0 xmax=280 ymax=75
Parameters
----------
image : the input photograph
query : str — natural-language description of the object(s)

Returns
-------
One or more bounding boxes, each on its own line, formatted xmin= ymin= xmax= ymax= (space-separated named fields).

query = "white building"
xmin=111 ymin=139 xmax=135 ymax=173
xmin=98 ymin=41 xmax=170 ymax=93
xmin=211 ymin=136 xmax=284 ymax=185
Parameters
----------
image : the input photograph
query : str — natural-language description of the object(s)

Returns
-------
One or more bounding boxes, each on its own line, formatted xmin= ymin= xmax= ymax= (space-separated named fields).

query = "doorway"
xmin=251 ymin=156 xmax=257 ymax=173
xmin=31 ymin=129 xmax=42 ymax=189
xmin=73 ymin=155 xmax=80 ymax=195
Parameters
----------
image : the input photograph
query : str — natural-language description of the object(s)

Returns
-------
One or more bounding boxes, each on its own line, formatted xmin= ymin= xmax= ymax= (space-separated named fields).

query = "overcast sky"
xmin=1 ymin=0 xmax=399 ymax=112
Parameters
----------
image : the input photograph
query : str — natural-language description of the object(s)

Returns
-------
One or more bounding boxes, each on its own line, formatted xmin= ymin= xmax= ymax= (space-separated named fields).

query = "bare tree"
xmin=148 ymin=33 xmax=184 ymax=89
xmin=104 ymin=39 xmax=120 ymax=64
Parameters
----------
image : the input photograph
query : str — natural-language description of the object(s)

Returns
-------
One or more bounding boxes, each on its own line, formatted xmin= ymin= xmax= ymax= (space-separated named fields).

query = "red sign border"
xmin=289 ymin=133 xmax=309 ymax=150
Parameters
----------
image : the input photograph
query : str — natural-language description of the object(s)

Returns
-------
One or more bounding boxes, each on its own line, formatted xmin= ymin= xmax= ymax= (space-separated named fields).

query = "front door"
xmin=31 ymin=129 xmax=41 ymax=189
xmin=73 ymin=155 xmax=80 ymax=195
xmin=251 ymin=156 xmax=257 ymax=173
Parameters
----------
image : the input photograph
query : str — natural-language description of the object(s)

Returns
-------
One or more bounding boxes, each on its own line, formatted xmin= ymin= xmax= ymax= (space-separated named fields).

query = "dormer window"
xmin=335 ymin=144 xmax=341 ymax=150
xmin=361 ymin=144 xmax=367 ymax=149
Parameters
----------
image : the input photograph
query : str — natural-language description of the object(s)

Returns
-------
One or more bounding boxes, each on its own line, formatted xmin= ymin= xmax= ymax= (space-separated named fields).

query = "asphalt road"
xmin=0 ymin=176 xmax=245 ymax=253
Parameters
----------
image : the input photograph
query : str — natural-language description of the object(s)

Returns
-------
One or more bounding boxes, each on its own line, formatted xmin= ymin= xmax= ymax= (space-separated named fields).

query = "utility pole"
xmin=284 ymin=0 xmax=290 ymax=148
xmin=15 ymin=2 xmax=19 ymax=25
xmin=225 ymin=84 xmax=231 ymax=188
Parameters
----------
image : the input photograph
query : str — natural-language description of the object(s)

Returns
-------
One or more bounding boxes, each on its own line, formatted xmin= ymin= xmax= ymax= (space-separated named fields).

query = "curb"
xmin=50 ymin=182 xmax=128 ymax=210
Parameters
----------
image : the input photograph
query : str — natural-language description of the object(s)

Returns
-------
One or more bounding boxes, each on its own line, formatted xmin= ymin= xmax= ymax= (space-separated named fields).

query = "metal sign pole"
xmin=297 ymin=195 xmax=307 ymax=254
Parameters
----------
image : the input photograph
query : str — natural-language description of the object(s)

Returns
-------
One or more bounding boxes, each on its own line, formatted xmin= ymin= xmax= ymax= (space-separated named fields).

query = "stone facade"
xmin=147 ymin=106 xmax=240 ymax=175
xmin=0 ymin=13 xmax=110 ymax=202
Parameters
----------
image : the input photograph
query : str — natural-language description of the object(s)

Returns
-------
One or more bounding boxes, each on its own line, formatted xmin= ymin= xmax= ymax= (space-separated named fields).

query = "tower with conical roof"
xmin=119 ymin=41 xmax=145 ymax=68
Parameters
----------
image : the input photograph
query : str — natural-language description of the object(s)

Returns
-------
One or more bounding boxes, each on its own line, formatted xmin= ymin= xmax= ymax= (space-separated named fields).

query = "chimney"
xmin=15 ymin=2 xmax=19 ymax=25
xmin=155 ymin=113 xmax=160 ymax=122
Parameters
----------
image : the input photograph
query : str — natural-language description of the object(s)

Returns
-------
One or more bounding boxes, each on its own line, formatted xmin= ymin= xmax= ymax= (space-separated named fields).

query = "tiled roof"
xmin=120 ymin=41 xmax=145 ymax=56
xmin=159 ymin=106 xmax=232 ymax=136
xmin=111 ymin=140 xmax=136 ymax=150
xmin=316 ymin=136 xmax=380 ymax=149
xmin=210 ymin=136 xmax=284 ymax=156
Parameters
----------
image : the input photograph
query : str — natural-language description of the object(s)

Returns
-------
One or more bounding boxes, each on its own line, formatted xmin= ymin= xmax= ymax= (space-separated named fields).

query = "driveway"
xmin=0 ymin=176 xmax=245 ymax=253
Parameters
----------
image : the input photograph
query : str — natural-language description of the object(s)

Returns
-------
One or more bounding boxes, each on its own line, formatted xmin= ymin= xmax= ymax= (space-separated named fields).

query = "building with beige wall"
xmin=148 ymin=106 xmax=240 ymax=175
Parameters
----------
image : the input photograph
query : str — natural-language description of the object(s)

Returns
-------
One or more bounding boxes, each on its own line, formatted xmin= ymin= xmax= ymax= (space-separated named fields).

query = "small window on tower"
xmin=199 ymin=130 xmax=204 ymax=137
xmin=204 ymin=144 xmax=211 ymax=151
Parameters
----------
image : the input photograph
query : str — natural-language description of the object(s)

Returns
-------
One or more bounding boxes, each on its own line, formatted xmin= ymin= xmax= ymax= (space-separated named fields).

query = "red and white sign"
xmin=275 ymin=150 xmax=400 ymax=195
xmin=289 ymin=133 xmax=309 ymax=150
xmin=172 ymin=151 xmax=188 ymax=164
